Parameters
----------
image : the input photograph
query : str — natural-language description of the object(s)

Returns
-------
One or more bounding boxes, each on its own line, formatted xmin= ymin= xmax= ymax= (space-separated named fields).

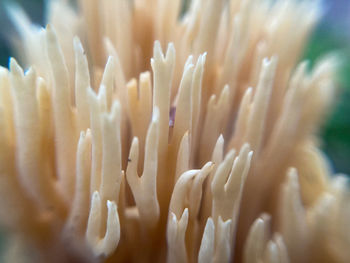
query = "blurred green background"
xmin=0 ymin=0 xmax=349 ymax=176
xmin=303 ymin=0 xmax=350 ymax=176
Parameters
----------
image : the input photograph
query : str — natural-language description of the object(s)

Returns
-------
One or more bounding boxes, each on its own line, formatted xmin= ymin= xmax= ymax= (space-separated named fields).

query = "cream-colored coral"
xmin=0 ymin=0 xmax=347 ymax=262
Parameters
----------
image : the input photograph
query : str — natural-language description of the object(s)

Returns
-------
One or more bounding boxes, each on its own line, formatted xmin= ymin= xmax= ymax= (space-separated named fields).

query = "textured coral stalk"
xmin=0 ymin=0 xmax=348 ymax=262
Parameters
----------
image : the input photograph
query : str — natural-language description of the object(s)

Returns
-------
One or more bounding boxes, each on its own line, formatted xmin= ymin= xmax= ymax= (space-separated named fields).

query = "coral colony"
xmin=0 ymin=0 xmax=348 ymax=262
